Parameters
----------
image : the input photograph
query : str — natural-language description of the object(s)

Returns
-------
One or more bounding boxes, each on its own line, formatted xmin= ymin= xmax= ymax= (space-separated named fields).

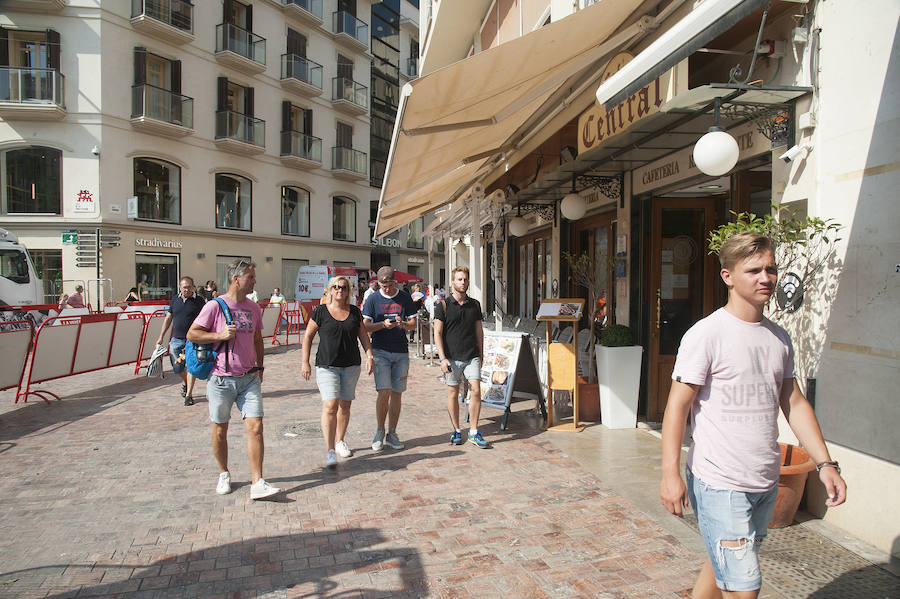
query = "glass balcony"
xmin=333 ymin=11 xmax=368 ymax=48
xmin=331 ymin=77 xmax=368 ymax=112
xmin=281 ymin=131 xmax=322 ymax=163
xmin=131 ymin=0 xmax=192 ymax=33
xmin=0 ymin=67 xmax=65 ymax=107
xmin=216 ymin=23 xmax=266 ymax=66
xmin=216 ymin=110 xmax=265 ymax=147
xmin=332 ymin=146 xmax=367 ymax=177
xmin=131 ymin=84 xmax=193 ymax=129
xmin=281 ymin=54 xmax=323 ymax=92
xmin=284 ymin=0 xmax=323 ymax=21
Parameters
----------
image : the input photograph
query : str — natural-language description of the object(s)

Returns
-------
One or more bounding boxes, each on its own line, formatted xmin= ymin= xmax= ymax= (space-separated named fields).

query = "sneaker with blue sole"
xmin=468 ymin=431 xmax=490 ymax=448
xmin=449 ymin=430 xmax=463 ymax=445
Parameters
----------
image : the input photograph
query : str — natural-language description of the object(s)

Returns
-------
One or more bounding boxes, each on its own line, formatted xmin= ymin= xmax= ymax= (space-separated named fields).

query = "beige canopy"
xmin=374 ymin=0 xmax=645 ymax=237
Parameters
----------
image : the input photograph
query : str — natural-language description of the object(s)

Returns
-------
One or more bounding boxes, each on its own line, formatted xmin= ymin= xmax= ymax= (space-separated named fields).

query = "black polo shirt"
xmin=434 ymin=294 xmax=482 ymax=361
xmin=169 ymin=294 xmax=206 ymax=339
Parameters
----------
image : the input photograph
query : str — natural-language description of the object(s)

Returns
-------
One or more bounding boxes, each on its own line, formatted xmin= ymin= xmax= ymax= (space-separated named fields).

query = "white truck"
xmin=0 ymin=228 xmax=43 ymax=307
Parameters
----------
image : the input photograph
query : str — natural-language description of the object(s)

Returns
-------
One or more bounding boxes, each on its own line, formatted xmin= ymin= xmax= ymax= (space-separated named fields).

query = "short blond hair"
xmin=451 ymin=265 xmax=469 ymax=278
xmin=323 ymin=276 xmax=352 ymax=305
xmin=719 ymin=232 xmax=776 ymax=270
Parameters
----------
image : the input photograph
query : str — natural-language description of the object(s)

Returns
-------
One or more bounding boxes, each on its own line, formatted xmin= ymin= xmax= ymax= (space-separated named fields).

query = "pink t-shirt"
xmin=192 ymin=296 xmax=262 ymax=377
xmin=673 ymin=308 xmax=794 ymax=493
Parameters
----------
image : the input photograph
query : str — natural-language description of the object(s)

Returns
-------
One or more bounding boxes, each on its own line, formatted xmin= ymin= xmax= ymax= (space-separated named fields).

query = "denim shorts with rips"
xmin=207 ymin=373 xmax=263 ymax=423
xmin=372 ymin=348 xmax=409 ymax=393
xmin=686 ymin=466 xmax=778 ymax=592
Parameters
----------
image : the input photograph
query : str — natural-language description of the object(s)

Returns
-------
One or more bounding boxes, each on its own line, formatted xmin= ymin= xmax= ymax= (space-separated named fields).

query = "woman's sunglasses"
xmin=332 ymin=284 xmax=349 ymax=291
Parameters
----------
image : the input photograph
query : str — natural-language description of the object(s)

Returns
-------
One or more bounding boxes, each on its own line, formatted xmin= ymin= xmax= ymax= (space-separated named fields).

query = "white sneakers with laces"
xmin=335 ymin=440 xmax=353 ymax=458
xmin=249 ymin=478 xmax=281 ymax=500
xmin=325 ymin=449 xmax=338 ymax=469
xmin=216 ymin=471 xmax=231 ymax=495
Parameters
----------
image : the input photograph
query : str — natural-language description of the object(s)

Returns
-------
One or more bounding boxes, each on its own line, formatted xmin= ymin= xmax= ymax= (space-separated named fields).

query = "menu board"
xmin=478 ymin=331 xmax=544 ymax=419
xmin=536 ymin=299 xmax=585 ymax=320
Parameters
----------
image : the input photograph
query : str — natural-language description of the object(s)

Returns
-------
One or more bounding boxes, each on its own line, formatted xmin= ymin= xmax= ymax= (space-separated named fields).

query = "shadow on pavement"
xmin=0 ymin=528 xmax=426 ymax=598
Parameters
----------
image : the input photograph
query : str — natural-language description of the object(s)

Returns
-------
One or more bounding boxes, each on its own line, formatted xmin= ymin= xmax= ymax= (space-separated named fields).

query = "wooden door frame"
xmin=572 ymin=210 xmax=616 ymax=325
xmin=514 ymin=227 xmax=551 ymax=317
xmin=647 ymin=198 xmax=717 ymax=421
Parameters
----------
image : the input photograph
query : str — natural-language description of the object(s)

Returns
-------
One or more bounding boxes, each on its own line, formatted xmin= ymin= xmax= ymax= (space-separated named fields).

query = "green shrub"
xmin=600 ymin=324 xmax=633 ymax=347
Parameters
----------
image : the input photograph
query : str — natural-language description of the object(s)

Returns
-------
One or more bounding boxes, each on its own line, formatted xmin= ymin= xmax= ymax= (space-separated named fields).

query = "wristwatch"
xmin=816 ymin=460 xmax=840 ymax=474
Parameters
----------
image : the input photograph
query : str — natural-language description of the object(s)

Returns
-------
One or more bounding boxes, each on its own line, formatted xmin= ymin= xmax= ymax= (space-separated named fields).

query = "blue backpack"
xmin=185 ymin=297 xmax=233 ymax=380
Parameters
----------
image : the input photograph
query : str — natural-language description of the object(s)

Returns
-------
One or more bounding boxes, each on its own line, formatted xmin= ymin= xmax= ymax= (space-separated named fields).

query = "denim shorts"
xmin=207 ymin=373 xmax=263 ymax=423
xmin=315 ymin=365 xmax=361 ymax=401
xmin=372 ymin=348 xmax=409 ymax=392
xmin=443 ymin=357 xmax=482 ymax=386
xmin=168 ymin=337 xmax=187 ymax=374
xmin=686 ymin=466 xmax=778 ymax=592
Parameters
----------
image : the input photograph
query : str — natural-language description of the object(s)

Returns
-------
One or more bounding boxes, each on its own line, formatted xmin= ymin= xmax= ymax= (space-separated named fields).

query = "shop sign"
xmin=632 ymin=120 xmax=769 ymax=194
xmin=73 ymin=189 xmax=97 ymax=213
xmin=135 ymin=237 xmax=183 ymax=249
xmin=373 ymin=237 xmax=402 ymax=248
xmin=577 ymin=53 xmax=684 ymax=154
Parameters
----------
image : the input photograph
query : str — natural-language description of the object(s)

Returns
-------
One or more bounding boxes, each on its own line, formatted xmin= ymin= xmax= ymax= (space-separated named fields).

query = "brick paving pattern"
xmin=0 ymin=343 xmax=701 ymax=598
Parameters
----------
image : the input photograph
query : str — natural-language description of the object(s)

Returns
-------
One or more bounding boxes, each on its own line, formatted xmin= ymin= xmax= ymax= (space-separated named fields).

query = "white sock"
xmin=469 ymin=428 xmax=478 ymax=436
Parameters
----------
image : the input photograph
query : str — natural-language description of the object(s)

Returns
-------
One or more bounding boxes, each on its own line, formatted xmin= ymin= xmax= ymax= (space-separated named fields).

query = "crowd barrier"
xmin=258 ymin=301 xmax=281 ymax=342
xmin=272 ymin=301 xmax=314 ymax=346
xmin=134 ymin=310 xmax=172 ymax=374
xmin=18 ymin=312 xmax=147 ymax=403
xmin=0 ymin=321 xmax=33 ymax=393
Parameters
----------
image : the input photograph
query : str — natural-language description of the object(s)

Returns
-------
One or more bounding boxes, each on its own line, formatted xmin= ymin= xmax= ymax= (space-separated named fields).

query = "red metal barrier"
xmin=135 ymin=309 xmax=171 ymax=374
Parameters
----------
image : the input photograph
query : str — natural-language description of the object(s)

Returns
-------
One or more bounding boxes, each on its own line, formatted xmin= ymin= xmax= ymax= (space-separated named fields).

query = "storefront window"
xmin=333 ymin=196 xmax=356 ymax=241
xmin=281 ymin=186 xmax=310 ymax=237
xmin=135 ymin=253 xmax=179 ymax=300
xmin=215 ymin=173 xmax=251 ymax=231
xmin=29 ymin=249 xmax=62 ymax=303
xmin=2 ymin=147 xmax=61 ymax=214
xmin=133 ymin=158 xmax=181 ymax=223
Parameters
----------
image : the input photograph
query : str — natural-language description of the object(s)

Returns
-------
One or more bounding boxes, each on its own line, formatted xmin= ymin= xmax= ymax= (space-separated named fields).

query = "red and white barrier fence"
xmin=0 ymin=320 xmax=33 ymax=393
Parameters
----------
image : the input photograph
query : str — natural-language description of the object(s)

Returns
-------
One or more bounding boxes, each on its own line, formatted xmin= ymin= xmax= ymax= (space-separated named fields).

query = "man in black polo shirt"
xmin=433 ymin=266 xmax=489 ymax=448
xmin=156 ymin=276 xmax=206 ymax=406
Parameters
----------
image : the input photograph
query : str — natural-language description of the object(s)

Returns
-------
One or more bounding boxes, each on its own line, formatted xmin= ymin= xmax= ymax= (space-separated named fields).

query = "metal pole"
xmin=95 ymin=227 xmax=101 ymax=311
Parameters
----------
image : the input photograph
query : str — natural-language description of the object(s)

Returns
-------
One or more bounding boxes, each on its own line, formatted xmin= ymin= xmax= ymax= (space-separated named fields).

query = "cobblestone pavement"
xmin=0 ymin=343 xmax=699 ymax=598
xmin=1 ymin=343 xmax=896 ymax=598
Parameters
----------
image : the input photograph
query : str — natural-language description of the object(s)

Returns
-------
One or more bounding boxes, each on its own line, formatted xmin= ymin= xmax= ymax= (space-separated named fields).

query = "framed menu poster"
xmin=535 ymin=298 xmax=585 ymax=320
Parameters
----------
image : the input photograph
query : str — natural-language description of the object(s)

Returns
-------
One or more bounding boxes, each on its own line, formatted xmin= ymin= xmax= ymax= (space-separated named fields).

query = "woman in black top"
xmin=301 ymin=276 xmax=374 ymax=469
xmin=124 ymin=287 xmax=140 ymax=303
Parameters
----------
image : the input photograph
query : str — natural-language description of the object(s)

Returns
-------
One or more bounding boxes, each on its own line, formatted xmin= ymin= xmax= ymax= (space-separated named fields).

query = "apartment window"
xmin=336 ymin=121 xmax=353 ymax=147
xmin=282 ymin=186 xmax=310 ymax=237
xmin=407 ymin=216 xmax=424 ymax=249
xmin=337 ymin=53 xmax=353 ymax=80
xmin=333 ymin=196 xmax=356 ymax=242
xmin=224 ymin=0 xmax=252 ymax=29
xmin=287 ymin=28 xmax=306 ymax=58
xmin=2 ymin=147 xmax=61 ymax=214
xmin=133 ymin=158 xmax=181 ymax=223
xmin=215 ymin=173 xmax=251 ymax=231
xmin=1 ymin=28 xmax=60 ymax=69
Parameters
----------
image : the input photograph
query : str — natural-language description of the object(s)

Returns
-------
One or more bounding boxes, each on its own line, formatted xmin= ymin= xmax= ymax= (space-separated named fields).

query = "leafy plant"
xmin=708 ymin=207 xmax=842 ymax=312
xmin=600 ymin=324 xmax=633 ymax=347
xmin=562 ymin=250 xmax=615 ymax=383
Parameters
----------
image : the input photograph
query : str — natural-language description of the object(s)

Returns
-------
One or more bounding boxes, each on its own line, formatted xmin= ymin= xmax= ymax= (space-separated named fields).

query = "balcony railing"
xmin=284 ymin=0 xmax=323 ymax=20
xmin=132 ymin=84 xmax=193 ymax=128
xmin=331 ymin=77 xmax=368 ymax=110
xmin=281 ymin=54 xmax=323 ymax=90
xmin=332 ymin=146 xmax=367 ymax=176
xmin=131 ymin=0 xmax=192 ymax=33
xmin=0 ymin=67 xmax=65 ymax=107
xmin=216 ymin=23 xmax=266 ymax=65
xmin=406 ymin=57 xmax=418 ymax=78
xmin=215 ymin=110 xmax=265 ymax=147
xmin=281 ymin=131 xmax=322 ymax=162
xmin=333 ymin=11 xmax=368 ymax=46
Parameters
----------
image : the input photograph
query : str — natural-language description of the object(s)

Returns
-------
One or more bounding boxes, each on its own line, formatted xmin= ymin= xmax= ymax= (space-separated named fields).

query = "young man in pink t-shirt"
xmin=188 ymin=260 xmax=280 ymax=501
xmin=660 ymin=232 xmax=846 ymax=598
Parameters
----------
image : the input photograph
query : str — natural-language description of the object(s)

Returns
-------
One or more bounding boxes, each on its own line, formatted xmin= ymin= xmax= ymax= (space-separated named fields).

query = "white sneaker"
xmin=335 ymin=440 xmax=353 ymax=458
xmin=216 ymin=471 xmax=231 ymax=495
xmin=372 ymin=428 xmax=385 ymax=451
xmin=325 ymin=449 xmax=338 ymax=469
xmin=250 ymin=478 xmax=281 ymax=500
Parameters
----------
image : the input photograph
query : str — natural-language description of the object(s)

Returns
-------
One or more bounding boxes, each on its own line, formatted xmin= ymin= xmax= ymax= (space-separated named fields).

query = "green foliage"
xmin=600 ymin=324 xmax=633 ymax=347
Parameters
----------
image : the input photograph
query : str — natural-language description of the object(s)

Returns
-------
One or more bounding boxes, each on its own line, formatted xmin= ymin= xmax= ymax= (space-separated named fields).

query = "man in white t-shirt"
xmin=660 ymin=232 xmax=846 ymax=598
xmin=361 ymin=279 xmax=378 ymax=309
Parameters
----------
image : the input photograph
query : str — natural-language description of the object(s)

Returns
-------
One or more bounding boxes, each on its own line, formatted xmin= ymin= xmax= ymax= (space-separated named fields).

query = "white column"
xmin=470 ymin=201 xmax=484 ymax=306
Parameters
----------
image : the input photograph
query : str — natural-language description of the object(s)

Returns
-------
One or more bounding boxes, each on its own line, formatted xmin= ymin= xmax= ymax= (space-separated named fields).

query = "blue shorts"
xmin=168 ymin=337 xmax=186 ymax=374
xmin=207 ymin=373 xmax=263 ymax=423
xmin=443 ymin=357 xmax=482 ymax=386
xmin=315 ymin=365 xmax=361 ymax=402
xmin=686 ymin=466 xmax=778 ymax=592
xmin=372 ymin=348 xmax=409 ymax=393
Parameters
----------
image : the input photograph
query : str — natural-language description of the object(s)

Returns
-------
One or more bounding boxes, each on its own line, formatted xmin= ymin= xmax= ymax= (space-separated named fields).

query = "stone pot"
xmin=769 ymin=442 xmax=816 ymax=528
xmin=577 ymin=376 xmax=600 ymax=422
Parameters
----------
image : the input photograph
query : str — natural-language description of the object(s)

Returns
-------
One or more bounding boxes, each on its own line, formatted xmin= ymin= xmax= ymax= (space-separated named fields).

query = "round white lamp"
xmin=693 ymin=129 xmax=739 ymax=176
xmin=454 ymin=239 xmax=467 ymax=254
xmin=508 ymin=216 xmax=528 ymax=237
xmin=560 ymin=192 xmax=587 ymax=221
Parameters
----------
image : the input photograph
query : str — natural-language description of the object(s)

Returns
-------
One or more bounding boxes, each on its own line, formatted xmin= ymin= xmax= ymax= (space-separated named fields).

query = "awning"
xmin=595 ymin=0 xmax=768 ymax=107
xmin=374 ymin=0 xmax=648 ymax=237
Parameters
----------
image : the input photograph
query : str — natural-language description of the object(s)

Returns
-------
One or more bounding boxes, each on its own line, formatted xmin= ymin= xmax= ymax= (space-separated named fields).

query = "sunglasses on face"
xmin=332 ymin=285 xmax=349 ymax=291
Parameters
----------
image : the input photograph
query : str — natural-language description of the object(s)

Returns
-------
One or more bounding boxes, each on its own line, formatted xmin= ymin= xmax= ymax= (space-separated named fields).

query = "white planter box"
xmin=596 ymin=344 xmax=643 ymax=429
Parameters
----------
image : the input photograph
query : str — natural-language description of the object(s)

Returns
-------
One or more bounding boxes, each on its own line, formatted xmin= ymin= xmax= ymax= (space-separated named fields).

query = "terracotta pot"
xmin=577 ymin=377 xmax=600 ymax=422
xmin=769 ymin=442 xmax=816 ymax=528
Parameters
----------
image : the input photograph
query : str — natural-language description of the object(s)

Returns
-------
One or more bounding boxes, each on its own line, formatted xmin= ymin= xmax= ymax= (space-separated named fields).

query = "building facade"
xmin=389 ymin=0 xmax=899 ymax=557
xmin=1 ymin=0 xmax=437 ymax=305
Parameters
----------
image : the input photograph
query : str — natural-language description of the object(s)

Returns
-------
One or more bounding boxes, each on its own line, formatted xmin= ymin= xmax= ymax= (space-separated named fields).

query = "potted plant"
xmin=562 ymin=251 xmax=612 ymax=421
xmin=596 ymin=323 xmax=643 ymax=429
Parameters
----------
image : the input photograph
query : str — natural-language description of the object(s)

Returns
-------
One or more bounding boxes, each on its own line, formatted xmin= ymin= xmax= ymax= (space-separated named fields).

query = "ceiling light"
xmin=699 ymin=184 xmax=722 ymax=189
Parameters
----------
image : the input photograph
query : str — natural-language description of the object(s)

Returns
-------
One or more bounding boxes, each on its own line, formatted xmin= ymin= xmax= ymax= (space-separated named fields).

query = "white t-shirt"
xmin=673 ymin=308 xmax=795 ymax=493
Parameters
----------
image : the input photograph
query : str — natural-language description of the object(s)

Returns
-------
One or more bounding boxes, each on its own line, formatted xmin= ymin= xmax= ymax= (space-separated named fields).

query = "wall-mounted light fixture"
xmin=265 ymin=256 xmax=273 ymax=263
xmin=560 ymin=176 xmax=587 ymax=221
xmin=693 ymin=97 xmax=739 ymax=177
xmin=196 ymin=252 xmax=206 ymax=259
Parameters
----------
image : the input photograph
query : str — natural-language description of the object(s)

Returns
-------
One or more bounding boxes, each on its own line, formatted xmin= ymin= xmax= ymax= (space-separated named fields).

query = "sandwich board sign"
xmin=477 ymin=330 xmax=546 ymax=430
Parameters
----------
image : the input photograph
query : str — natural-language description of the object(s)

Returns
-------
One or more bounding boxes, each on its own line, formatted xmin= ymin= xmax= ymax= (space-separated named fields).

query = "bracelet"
xmin=816 ymin=460 xmax=840 ymax=474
